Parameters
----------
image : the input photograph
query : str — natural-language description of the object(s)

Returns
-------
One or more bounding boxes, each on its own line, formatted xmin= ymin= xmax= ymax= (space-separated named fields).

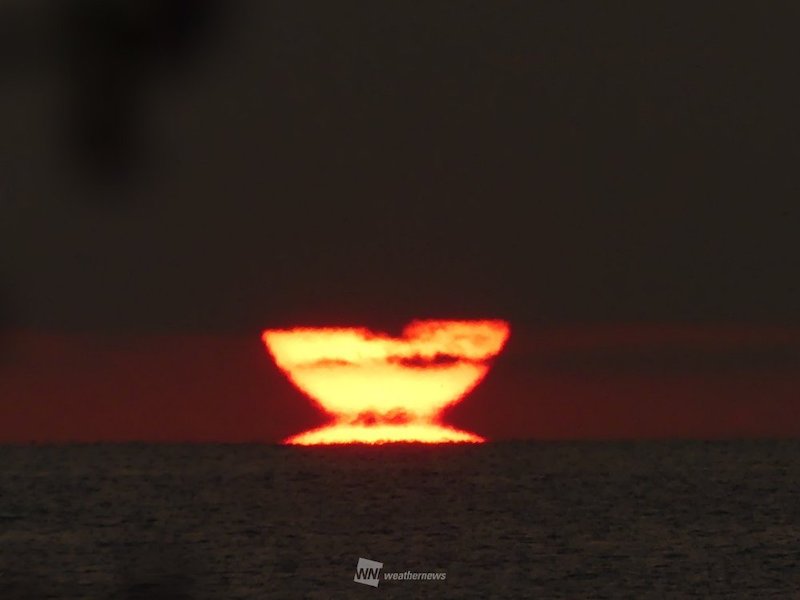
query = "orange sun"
xmin=262 ymin=319 xmax=510 ymax=445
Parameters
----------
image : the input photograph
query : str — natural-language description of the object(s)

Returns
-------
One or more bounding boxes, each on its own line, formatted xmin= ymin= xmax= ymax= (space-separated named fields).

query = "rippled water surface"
xmin=1 ymin=441 xmax=799 ymax=598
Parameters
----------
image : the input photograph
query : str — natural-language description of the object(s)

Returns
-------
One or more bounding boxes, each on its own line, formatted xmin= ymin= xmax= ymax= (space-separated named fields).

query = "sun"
xmin=262 ymin=319 xmax=510 ymax=445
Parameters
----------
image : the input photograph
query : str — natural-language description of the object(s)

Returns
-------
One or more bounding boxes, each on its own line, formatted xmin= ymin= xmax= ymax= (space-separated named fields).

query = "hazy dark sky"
xmin=2 ymin=1 xmax=799 ymax=333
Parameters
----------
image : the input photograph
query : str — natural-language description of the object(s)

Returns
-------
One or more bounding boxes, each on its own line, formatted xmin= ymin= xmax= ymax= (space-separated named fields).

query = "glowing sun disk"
xmin=262 ymin=319 xmax=510 ymax=445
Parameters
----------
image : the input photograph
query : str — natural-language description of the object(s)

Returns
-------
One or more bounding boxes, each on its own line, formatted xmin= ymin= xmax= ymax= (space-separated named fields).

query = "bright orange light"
xmin=262 ymin=319 xmax=510 ymax=445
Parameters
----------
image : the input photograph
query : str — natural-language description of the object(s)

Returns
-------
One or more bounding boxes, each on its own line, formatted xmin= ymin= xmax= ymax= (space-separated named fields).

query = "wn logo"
xmin=353 ymin=557 xmax=384 ymax=587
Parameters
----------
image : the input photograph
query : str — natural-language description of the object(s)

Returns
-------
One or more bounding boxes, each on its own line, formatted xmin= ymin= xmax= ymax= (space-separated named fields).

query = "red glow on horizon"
xmin=262 ymin=319 xmax=510 ymax=445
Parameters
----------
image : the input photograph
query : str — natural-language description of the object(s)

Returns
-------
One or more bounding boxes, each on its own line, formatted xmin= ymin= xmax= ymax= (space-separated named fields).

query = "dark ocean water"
xmin=1 ymin=441 xmax=799 ymax=599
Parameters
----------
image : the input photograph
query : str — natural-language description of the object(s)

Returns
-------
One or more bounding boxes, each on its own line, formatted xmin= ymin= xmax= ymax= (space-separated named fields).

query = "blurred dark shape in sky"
xmin=59 ymin=0 xmax=226 ymax=182
xmin=0 ymin=2 xmax=798 ymax=333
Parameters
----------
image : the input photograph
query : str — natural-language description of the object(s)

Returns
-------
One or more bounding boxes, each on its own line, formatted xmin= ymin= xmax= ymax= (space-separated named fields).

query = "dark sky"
xmin=1 ymin=2 xmax=799 ymax=442
xmin=2 ymin=1 xmax=799 ymax=332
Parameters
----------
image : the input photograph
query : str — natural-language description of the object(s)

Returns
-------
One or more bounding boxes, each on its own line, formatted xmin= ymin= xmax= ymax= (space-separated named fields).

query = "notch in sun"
xmin=262 ymin=319 xmax=510 ymax=445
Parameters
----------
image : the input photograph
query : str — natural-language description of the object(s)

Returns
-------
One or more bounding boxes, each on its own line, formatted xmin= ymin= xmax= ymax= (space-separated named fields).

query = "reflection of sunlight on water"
xmin=263 ymin=320 xmax=509 ymax=444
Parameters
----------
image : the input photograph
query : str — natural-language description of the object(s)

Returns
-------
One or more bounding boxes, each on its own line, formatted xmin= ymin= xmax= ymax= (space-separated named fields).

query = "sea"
xmin=1 ymin=441 xmax=799 ymax=598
